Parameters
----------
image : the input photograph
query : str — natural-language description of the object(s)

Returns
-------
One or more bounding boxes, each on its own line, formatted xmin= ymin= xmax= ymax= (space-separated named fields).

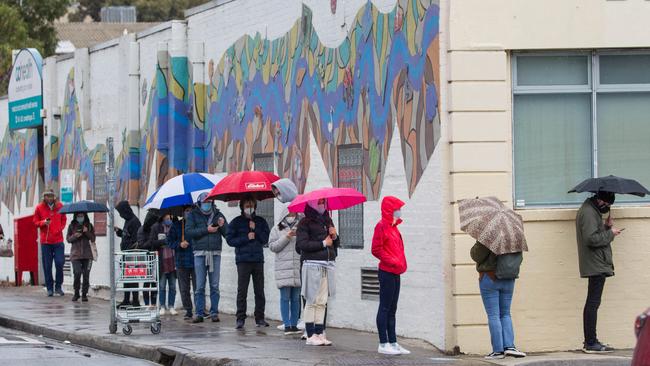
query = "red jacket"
xmin=33 ymin=201 xmax=67 ymax=244
xmin=371 ymin=196 xmax=407 ymax=275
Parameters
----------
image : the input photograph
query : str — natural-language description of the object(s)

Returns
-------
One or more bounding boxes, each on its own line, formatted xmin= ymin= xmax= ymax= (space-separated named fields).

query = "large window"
xmin=337 ymin=144 xmax=364 ymax=249
xmin=253 ymin=154 xmax=275 ymax=231
xmin=513 ymin=52 xmax=650 ymax=207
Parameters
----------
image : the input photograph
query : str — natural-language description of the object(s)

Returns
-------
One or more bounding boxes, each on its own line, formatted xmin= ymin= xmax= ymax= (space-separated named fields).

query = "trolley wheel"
xmin=109 ymin=322 xmax=117 ymax=334
xmin=150 ymin=322 xmax=161 ymax=335
xmin=122 ymin=325 xmax=133 ymax=335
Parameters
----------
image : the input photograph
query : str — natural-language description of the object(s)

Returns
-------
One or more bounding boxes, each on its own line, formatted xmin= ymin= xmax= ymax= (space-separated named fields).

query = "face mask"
xmin=598 ymin=204 xmax=611 ymax=214
xmin=76 ymin=217 xmax=85 ymax=224
xmin=163 ymin=219 xmax=173 ymax=226
xmin=200 ymin=202 xmax=212 ymax=213
xmin=285 ymin=216 xmax=296 ymax=225
xmin=393 ymin=210 xmax=402 ymax=219
xmin=316 ymin=204 xmax=326 ymax=215
xmin=48 ymin=202 xmax=55 ymax=208
xmin=276 ymin=194 xmax=282 ymax=201
xmin=244 ymin=208 xmax=255 ymax=216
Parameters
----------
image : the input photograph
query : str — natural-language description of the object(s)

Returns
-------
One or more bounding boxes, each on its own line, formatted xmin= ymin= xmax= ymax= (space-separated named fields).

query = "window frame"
xmin=337 ymin=143 xmax=364 ymax=249
xmin=512 ymin=50 xmax=650 ymax=208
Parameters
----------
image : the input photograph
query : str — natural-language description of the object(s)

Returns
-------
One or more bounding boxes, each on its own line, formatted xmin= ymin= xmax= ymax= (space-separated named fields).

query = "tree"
xmin=69 ymin=0 xmax=104 ymax=22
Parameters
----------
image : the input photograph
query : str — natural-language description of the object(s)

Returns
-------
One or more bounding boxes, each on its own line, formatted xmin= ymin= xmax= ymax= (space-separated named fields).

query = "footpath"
xmin=0 ymin=287 xmax=632 ymax=366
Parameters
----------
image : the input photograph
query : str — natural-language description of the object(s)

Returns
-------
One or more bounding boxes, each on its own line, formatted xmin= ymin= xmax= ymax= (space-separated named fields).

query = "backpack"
xmin=496 ymin=252 xmax=523 ymax=279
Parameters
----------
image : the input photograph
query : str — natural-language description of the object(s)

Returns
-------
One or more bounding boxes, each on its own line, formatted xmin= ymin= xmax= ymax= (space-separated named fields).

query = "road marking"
xmin=0 ymin=336 xmax=45 ymax=345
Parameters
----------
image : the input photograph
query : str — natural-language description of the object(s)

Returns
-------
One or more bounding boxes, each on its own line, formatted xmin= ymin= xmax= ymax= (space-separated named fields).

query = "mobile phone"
xmin=620 ymin=228 xmax=626 ymax=231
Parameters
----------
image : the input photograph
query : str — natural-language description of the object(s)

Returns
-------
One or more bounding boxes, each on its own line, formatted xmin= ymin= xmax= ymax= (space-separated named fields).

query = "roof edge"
xmin=185 ymin=0 xmax=236 ymax=18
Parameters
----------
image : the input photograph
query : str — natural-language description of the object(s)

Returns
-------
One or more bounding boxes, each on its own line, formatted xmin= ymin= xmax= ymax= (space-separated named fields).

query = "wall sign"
xmin=8 ymin=48 xmax=43 ymax=130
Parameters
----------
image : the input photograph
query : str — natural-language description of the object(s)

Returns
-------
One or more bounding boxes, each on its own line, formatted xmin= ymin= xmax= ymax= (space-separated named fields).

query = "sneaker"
xmin=505 ymin=347 xmax=526 ymax=358
xmin=306 ymin=335 xmax=325 ymax=346
xmin=159 ymin=308 xmax=166 ymax=316
xmin=55 ymin=288 xmax=65 ymax=296
xmin=317 ymin=334 xmax=332 ymax=346
xmin=184 ymin=313 xmax=193 ymax=320
xmin=583 ymin=342 xmax=614 ymax=354
xmin=391 ymin=343 xmax=411 ymax=355
xmin=47 ymin=290 xmax=53 ymax=297
xmin=132 ymin=302 xmax=142 ymax=308
xmin=116 ymin=301 xmax=131 ymax=308
xmin=71 ymin=294 xmax=80 ymax=302
xmin=211 ymin=315 xmax=220 ymax=322
xmin=192 ymin=316 xmax=204 ymax=323
xmin=284 ymin=326 xmax=302 ymax=335
xmin=236 ymin=319 xmax=245 ymax=330
xmin=81 ymin=295 xmax=88 ymax=302
xmin=485 ymin=352 xmax=506 ymax=360
xmin=256 ymin=320 xmax=270 ymax=327
xmin=169 ymin=308 xmax=178 ymax=316
xmin=277 ymin=324 xmax=285 ymax=330
xmin=378 ymin=343 xmax=401 ymax=355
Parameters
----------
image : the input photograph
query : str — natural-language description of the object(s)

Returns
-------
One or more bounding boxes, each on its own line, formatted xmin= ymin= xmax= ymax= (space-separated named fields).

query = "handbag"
xmin=90 ymin=241 xmax=98 ymax=262
xmin=0 ymin=239 xmax=14 ymax=257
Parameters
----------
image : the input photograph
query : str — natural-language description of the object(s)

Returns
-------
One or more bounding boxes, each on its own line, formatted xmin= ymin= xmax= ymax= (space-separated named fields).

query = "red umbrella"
xmin=205 ymin=171 xmax=280 ymax=201
xmin=288 ymin=187 xmax=366 ymax=213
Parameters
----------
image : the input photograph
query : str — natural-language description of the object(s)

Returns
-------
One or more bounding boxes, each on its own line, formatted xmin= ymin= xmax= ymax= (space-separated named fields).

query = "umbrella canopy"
xmin=206 ymin=171 xmax=280 ymax=201
xmin=288 ymin=187 xmax=366 ymax=213
xmin=60 ymin=200 xmax=109 ymax=214
xmin=568 ymin=175 xmax=650 ymax=197
xmin=458 ymin=196 xmax=528 ymax=255
xmin=144 ymin=173 xmax=226 ymax=210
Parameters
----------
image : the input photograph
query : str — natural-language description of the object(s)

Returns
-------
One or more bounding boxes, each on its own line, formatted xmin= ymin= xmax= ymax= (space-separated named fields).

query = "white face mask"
xmin=285 ymin=216 xmax=297 ymax=225
xmin=244 ymin=207 xmax=255 ymax=216
xmin=316 ymin=204 xmax=326 ymax=215
xmin=393 ymin=210 xmax=402 ymax=219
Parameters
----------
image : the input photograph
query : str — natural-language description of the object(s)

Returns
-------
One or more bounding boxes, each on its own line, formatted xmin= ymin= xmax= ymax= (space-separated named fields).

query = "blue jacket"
xmin=168 ymin=220 xmax=194 ymax=269
xmin=185 ymin=207 xmax=228 ymax=252
xmin=226 ymin=214 xmax=270 ymax=264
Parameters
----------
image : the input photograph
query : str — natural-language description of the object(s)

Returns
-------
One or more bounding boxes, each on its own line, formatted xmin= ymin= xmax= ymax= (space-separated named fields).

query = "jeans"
xmin=479 ymin=275 xmax=516 ymax=353
xmin=41 ymin=243 xmax=64 ymax=292
xmin=159 ymin=271 xmax=177 ymax=308
xmin=279 ymin=286 xmax=301 ymax=327
xmin=142 ymin=282 xmax=156 ymax=306
xmin=376 ymin=269 xmax=401 ymax=344
xmin=71 ymin=259 xmax=92 ymax=296
xmin=236 ymin=262 xmax=265 ymax=321
xmin=177 ymin=267 xmax=196 ymax=316
xmin=194 ymin=254 xmax=221 ymax=317
xmin=584 ymin=275 xmax=606 ymax=345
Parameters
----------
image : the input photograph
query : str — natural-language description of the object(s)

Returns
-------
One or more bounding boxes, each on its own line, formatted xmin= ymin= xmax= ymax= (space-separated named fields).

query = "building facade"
xmin=1 ymin=0 xmax=650 ymax=355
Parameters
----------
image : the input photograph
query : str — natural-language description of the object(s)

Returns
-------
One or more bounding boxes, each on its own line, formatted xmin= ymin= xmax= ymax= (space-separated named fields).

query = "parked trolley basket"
xmin=110 ymin=250 xmax=161 ymax=335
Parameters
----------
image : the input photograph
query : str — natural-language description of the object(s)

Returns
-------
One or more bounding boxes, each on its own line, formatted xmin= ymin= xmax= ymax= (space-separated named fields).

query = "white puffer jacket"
xmin=268 ymin=206 xmax=302 ymax=289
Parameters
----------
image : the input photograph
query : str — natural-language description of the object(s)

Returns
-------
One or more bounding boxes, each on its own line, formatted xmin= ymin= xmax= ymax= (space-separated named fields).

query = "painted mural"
xmin=0 ymin=128 xmax=40 ymax=213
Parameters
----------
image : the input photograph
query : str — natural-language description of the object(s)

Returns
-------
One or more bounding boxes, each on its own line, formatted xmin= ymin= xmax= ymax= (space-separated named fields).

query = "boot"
xmin=71 ymin=292 xmax=80 ymax=302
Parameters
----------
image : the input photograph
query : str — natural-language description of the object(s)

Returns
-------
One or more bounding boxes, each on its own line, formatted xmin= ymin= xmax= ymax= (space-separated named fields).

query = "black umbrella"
xmin=568 ymin=175 xmax=650 ymax=197
xmin=59 ymin=200 xmax=109 ymax=214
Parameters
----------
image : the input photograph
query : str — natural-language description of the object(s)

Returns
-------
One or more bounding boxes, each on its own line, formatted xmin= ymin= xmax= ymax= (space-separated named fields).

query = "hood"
xmin=143 ymin=209 xmax=160 ymax=231
xmin=304 ymin=203 xmax=328 ymax=221
xmin=116 ymin=201 xmax=135 ymax=220
xmin=272 ymin=178 xmax=298 ymax=203
xmin=279 ymin=203 xmax=290 ymax=220
xmin=381 ymin=196 xmax=405 ymax=224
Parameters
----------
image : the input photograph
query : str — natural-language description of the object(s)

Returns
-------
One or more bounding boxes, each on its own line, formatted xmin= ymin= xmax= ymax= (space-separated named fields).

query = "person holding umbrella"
xmin=33 ymin=189 xmax=67 ymax=297
xmin=186 ymin=192 xmax=228 ymax=323
xmin=227 ymin=196 xmax=271 ymax=329
xmin=66 ymin=213 xmax=96 ymax=302
xmin=168 ymin=206 xmax=196 ymax=320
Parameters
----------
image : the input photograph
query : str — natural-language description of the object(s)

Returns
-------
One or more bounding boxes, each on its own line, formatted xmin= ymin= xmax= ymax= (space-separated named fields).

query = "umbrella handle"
xmin=182 ymin=220 xmax=185 ymax=242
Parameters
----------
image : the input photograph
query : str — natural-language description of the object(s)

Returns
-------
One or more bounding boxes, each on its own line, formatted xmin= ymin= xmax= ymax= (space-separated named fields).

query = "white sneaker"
xmin=485 ymin=352 xmax=506 ymax=360
xmin=306 ymin=335 xmax=324 ymax=346
xmin=159 ymin=307 xmax=166 ymax=316
xmin=169 ymin=308 xmax=178 ymax=316
xmin=505 ymin=347 xmax=526 ymax=358
xmin=276 ymin=324 xmax=285 ymax=330
xmin=317 ymin=334 xmax=332 ymax=346
xmin=391 ymin=343 xmax=411 ymax=355
xmin=378 ymin=343 xmax=401 ymax=355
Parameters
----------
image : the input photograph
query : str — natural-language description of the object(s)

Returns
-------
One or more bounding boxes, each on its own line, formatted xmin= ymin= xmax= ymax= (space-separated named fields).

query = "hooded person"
xmin=227 ymin=196 xmax=271 ymax=329
xmin=33 ymin=189 xmax=67 ymax=297
xmin=137 ymin=209 xmax=161 ymax=307
xmin=168 ymin=205 xmax=196 ymax=320
xmin=576 ymin=191 xmax=622 ymax=353
xmin=268 ymin=203 xmax=303 ymax=334
xmin=185 ymin=192 xmax=228 ymax=323
xmin=371 ymin=196 xmax=410 ymax=355
xmin=115 ymin=200 xmax=142 ymax=308
xmin=67 ymin=213 xmax=95 ymax=302
xmin=271 ymin=178 xmax=298 ymax=204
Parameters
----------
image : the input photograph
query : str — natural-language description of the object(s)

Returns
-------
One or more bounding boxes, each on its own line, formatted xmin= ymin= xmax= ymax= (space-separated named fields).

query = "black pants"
xmin=236 ymin=262 xmax=265 ymax=321
xmin=584 ymin=275 xmax=606 ymax=345
xmin=122 ymin=283 xmax=140 ymax=305
xmin=377 ymin=269 xmax=401 ymax=344
xmin=177 ymin=267 xmax=196 ymax=315
xmin=143 ymin=282 xmax=157 ymax=306
xmin=72 ymin=259 xmax=92 ymax=296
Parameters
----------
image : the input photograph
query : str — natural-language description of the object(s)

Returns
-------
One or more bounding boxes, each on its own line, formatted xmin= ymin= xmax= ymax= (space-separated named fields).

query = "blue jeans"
xmin=279 ymin=286 xmax=301 ymax=327
xmin=376 ymin=269 xmax=400 ymax=344
xmin=41 ymin=243 xmax=64 ymax=292
xmin=159 ymin=271 xmax=177 ymax=308
xmin=194 ymin=254 xmax=221 ymax=317
xmin=479 ymin=275 xmax=516 ymax=353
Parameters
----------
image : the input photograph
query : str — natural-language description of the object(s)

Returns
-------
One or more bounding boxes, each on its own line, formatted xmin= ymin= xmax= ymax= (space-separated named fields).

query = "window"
xmin=513 ymin=52 xmax=650 ymax=207
xmin=337 ymin=144 xmax=364 ymax=248
xmin=253 ymin=154 xmax=275 ymax=231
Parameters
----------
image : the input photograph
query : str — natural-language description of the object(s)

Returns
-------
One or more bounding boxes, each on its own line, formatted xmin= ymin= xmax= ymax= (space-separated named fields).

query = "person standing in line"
xmin=227 ymin=196 xmax=271 ymax=330
xmin=169 ymin=206 xmax=196 ymax=320
xmin=33 ymin=189 xmax=67 ymax=297
xmin=576 ymin=191 xmax=621 ymax=353
xmin=115 ymin=200 xmax=142 ymax=308
xmin=296 ymin=198 xmax=338 ymax=346
xmin=137 ymin=209 xmax=160 ymax=307
xmin=371 ymin=196 xmax=410 ymax=355
xmin=66 ymin=213 xmax=95 ymax=302
xmin=268 ymin=203 xmax=303 ymax=335
xmin=186 ymin=193 xmax=228 ymax=323
xmin=150 ymin=213 xmax=178 ymax=315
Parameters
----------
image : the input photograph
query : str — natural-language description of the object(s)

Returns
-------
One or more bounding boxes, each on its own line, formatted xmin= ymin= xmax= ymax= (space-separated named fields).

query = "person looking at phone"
xmin=185 ymin=192 xmax=228 ymax=323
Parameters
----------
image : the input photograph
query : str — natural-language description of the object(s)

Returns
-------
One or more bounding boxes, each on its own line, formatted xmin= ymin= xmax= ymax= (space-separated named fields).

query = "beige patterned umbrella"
xmin=458 ymin=196 xmax=528 ymax=255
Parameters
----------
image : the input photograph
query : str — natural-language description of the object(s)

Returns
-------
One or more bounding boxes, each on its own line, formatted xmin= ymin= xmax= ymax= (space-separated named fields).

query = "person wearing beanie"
xmin=33 ymin=189 xmax=67 ymax=297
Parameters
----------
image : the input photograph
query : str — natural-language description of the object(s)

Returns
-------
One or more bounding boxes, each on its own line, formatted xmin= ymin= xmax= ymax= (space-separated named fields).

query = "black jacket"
xmin=116 ymin=201 xmax=141 ymax=251
xmin=226 ymin=214 xmax=270 ymax=264
xmin=136 ymin=210 xmax=160 ymax=250
xmin=296 ymin=205 xmax=339 ymax=262
xmin=185 ymin=207 xmax=228 ymax=252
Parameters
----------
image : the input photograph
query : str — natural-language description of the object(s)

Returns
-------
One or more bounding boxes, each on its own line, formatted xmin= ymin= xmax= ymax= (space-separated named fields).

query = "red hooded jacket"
xmin=371 ymin=196 xmax=407 ymax=275
xmin=33 ymin=201 xmax=67 ymax=244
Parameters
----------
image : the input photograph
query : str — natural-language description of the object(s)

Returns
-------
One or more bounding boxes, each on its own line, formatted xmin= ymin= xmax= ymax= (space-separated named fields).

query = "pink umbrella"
xmin=288 ymin=187 xmax=366 ymax=213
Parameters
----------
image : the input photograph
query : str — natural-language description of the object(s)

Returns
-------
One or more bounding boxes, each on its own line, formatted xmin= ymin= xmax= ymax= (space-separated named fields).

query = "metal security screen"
xmin=93 ymin=162 xmax=107 ymax=236
xmin=337 ymin=144 xmax=363 ymax=249
xmin=361 ymin=267 xmax=379 ymax=300
xmin=253 ymin=154 xmax=275 ymax=232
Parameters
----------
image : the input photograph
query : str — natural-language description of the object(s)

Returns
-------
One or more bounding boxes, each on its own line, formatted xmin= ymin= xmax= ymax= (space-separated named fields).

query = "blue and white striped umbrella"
xmin=143 ymin=173 xmax=226 ymax=210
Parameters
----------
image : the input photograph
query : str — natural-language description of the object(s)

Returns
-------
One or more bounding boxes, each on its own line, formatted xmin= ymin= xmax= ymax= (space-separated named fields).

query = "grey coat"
xmin=268 ymin=208 xmax=301 ymax=288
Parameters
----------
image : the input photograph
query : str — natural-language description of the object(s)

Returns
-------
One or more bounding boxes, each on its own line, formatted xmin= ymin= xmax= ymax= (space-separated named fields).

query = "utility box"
xmin=14 ymin=215 xmax=38 ymax=286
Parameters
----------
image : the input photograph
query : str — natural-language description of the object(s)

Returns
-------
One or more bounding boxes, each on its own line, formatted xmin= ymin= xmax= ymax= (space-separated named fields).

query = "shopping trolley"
xmin=110 ymin=250 xmax=161 ymax=335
